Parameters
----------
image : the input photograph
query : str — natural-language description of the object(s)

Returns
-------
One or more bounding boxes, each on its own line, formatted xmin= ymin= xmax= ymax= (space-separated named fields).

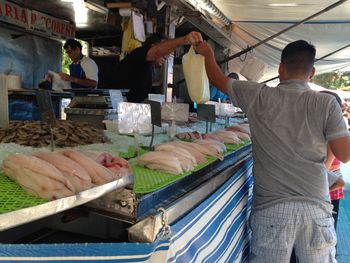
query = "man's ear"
xmin=278 ymin=63 xmax=285 ymax=79
xmin=309 ymin=67 xmax=316 ymax=81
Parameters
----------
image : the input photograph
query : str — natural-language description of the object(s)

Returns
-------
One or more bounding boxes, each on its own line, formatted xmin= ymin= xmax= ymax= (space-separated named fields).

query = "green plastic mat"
xmin=132 ymin=156 xmax=217 ymax=194
xmin=131 ymin=140 xmax=251 ymax=194
xmin=0 ymin=172 xmax=48 ymax=214
xmin=225 ymin=139 xmax=251 ymax=153
xmin=119 ymin=146 xmax=147 ymax=159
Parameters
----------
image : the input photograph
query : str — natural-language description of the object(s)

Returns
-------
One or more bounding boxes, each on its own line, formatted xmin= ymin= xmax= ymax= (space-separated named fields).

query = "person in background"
xmin=60 ymin=39 xmax=98 ymax=89
xmin=210 ymin=72 xmax=239 ymax=102
xmin=321 ymin=90 xmax=347 ymax=230
xmin=194 ymin=39 xmax=350 ymax=262
xmin=114 ymin=31 xmax=203 ymax=103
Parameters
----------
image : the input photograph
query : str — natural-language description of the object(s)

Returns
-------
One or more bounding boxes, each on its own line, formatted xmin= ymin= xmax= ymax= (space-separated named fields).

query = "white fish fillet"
xmin=138 ymin=151 xmax=183 ymax=174
xmin=232 ymin=131 xmax=250 ymax=140
xmin=226 ymin=124 xmax=250 ymax=135
xmin=154 ymin=144 xmax=197 ymax=166
xmin=3 ymin=154 xmax=75 ymax=199
xmin=167 ymin=141 xmax=207 ymax=164
xmin=213 ymin=130 xmax=242 ymax=144
xmin=33 ymin=151 xmax=92 ymax=192
xmin=61 ymin=150 xmax=116 ymax=185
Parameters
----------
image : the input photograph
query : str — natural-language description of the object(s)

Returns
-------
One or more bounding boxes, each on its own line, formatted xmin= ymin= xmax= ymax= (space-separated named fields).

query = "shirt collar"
xmin=278 ymin=79 xmax=310 ymax=90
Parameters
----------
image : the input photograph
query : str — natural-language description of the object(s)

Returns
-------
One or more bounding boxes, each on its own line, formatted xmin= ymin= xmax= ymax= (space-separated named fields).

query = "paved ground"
xmin=336 ymin=163 xmax=350 ymax=263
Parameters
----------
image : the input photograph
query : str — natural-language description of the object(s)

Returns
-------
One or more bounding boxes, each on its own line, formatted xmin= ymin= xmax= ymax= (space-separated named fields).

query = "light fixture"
xmin=184 ymin=0 xmax=231 ymax=26
xmin=84 ymin=0 xmax=108 ymax=14
xmin=73 ymin=0 xmax=88 ymax=27
xmin=268 ymin=3 xmax=298 ymax=7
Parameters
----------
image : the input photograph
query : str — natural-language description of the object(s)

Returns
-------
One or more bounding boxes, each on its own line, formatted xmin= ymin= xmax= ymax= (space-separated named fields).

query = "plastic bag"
xmin=182 ymin=46 xmax=210 ymax=104
xmin=48 ymin=70 xmax=70 ymax=91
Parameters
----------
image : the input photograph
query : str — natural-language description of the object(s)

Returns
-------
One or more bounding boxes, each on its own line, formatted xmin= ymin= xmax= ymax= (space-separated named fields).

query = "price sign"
xmin=117 ymin=102 xmax=152 ymax=134
xmin=220 ymin=103 xmax=236 ymax=117
xmin=205 ymin=101 xmax=236 ymax=117
xmin=161 ymin=103 xmax=189 ymax=122
xmin=35 ymin=89 xmax=57 ymax=126
xmin=197 ymin=104 xmax=216 ymax=123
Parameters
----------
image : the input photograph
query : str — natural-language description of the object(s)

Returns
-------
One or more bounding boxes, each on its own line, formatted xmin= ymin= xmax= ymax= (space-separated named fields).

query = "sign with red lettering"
xmin=0 ymin=0 xmax=75 ymax=39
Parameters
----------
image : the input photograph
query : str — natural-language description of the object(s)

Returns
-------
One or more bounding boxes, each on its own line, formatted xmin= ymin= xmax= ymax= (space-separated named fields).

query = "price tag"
xmin=161 ymin=103 xmax=189 ymax=122
xmin=35 ymin=89 xmax=57 ymax=126
xmin=109 ymin=90 xmax=124 ymax=109
xmin=220 ymin=103 xmax=236 ymax=117
xmin=205 ymin=101 xmax=236 ymax=117
xmin=117 ymin=102 xmax=151 ymax=134
xmin=145 ymin=100 xmax=162 ymax=127
xmin=197 ymin=104 xmax=216 ymax=123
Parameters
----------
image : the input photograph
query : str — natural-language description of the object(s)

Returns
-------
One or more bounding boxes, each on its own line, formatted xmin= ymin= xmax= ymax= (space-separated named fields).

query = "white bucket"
xmin=5 ymin=74 xmax=22 ymax=90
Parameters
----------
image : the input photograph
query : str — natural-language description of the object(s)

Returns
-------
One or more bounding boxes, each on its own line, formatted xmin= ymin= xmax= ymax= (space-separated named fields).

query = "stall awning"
xmin=208 ymin=0 xmax=350 ymax=82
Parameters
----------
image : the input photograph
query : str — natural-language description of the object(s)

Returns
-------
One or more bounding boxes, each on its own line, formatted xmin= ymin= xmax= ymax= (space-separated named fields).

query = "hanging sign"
xmin=0 ymin=0 xmax=75 ymax=39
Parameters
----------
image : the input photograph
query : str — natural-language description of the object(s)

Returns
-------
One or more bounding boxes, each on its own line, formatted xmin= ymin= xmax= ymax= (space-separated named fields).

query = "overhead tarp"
xmin=228 ymin=21 xmax=350 ymax=82
xmin=0 ymin=158 xmax=253 ymax=262
xmin=0 ymin=27 xmax=61 ymax=89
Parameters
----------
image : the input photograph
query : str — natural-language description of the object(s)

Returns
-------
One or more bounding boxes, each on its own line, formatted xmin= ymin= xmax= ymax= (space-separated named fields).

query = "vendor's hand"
xmin=193 ymin=41 xmax=213 ymax=56
xmin=184 ymin=31 xmax=203 ymax=46
xmin=59 ymin=72 xmax=72 ymax=82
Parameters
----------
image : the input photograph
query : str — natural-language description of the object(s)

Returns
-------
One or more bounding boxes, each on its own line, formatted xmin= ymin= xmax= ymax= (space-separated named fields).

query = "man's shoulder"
xmin=81 ymin=56 xmax=97 ymax=65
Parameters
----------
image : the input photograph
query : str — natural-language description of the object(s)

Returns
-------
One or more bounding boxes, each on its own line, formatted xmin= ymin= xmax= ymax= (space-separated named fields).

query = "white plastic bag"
xmin=240 ymin=56 xmax=267 ymax=82
xmin=182 ymin=46 xmax=210 ymax=104
xmin=48 ymin=70 xmax=70 ymax=91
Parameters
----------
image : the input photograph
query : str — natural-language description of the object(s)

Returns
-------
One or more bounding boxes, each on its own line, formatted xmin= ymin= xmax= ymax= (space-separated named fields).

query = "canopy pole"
xmin=218 ymin=0 xmax=349 ymax=64
xmin=262 ymin=43 xmax=350 ymax=83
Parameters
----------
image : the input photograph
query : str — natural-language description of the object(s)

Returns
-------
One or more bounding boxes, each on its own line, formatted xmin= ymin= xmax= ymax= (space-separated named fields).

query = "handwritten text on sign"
xmin=0 ymin=0 xmax=75 ymax=39
xmin=117 ymin=102 xmax=152 ymax=134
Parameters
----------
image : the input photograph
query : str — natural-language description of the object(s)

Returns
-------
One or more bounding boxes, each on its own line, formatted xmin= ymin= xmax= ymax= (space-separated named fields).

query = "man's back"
xmin=228 ymin=79 xmax=348 ymax=209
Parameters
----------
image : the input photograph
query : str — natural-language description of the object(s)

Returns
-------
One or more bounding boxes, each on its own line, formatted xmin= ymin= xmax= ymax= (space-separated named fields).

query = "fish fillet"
xmin=3 ymin=154 xmax=75 ymax=199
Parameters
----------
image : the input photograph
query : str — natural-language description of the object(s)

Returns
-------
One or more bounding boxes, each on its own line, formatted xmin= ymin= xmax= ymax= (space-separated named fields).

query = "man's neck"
xmin=73 ymin=54 xmax=83 ymax=63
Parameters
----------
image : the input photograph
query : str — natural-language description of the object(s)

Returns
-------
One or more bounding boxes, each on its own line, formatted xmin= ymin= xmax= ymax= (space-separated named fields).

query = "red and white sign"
xmin=0 ymin=0 xmax=75 ymax=39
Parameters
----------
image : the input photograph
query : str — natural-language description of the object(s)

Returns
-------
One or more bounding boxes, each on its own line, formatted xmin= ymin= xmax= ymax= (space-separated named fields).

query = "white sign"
xmin=0 ymin=0 xmax=75 ymax=39
xmin=206 ymin=101 xmax=236 ymax=117
xmin=117 ymin=102 xmax=152 ymax=134
xmin=161 ymin=103 xmax=189 ymax=122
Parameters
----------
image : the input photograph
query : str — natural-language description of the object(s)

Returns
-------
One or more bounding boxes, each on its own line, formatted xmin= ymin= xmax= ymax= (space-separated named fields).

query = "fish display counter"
xmin=0 ymin=118 xmax=253 ymax=262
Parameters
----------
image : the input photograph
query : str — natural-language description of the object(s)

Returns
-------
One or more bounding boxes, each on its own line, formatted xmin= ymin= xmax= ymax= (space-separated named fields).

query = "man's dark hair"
xmin=281 ymin=40 xmax=316 ymax=74
xmin=64 ymin=39 xmax=82 ymax=50
xmin=228 ymin=72 xmax=239 ymax=80
xmin=320 ymin=90 xmax=342 ymax=107
xmin=144 ymin=33 xmax=166 ymax=46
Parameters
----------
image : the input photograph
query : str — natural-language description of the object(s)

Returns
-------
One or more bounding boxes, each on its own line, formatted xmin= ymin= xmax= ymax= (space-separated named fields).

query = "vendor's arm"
xmin=59 ymin=73 xmax=97 ymax=88
xmin=146 ymin=31 xmax=203 ymax=62
xmin=194 ymin=41 xmax=229 ymax=95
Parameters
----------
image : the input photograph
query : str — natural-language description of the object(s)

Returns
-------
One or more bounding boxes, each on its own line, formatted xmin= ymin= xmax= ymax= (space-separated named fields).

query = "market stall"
xmin=0 ymin=1 xmax=255 ymax=261
xmin=0 ymin=119 xmax=253 ymax=261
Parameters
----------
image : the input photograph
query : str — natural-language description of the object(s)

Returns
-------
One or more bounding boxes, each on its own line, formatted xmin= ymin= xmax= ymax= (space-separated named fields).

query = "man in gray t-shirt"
xmin=194 ymin=40 xmax=350 ymax=262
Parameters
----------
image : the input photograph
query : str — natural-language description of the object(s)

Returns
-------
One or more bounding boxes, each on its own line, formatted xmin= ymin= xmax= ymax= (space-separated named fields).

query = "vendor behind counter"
xmin=112 ymin=31 xmax=203 ymax=103
xmin=60 ymin=39 xmax=99 ymax=89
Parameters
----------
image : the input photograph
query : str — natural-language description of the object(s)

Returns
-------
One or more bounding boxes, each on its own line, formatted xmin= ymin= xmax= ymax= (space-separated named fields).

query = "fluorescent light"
xmin=84 ymin=0 xmax=108 ymax=14
xmin=268 ymin=3 xmax=298 ymax=7
xmin=73 ymin=0 xmax=88 ymax=25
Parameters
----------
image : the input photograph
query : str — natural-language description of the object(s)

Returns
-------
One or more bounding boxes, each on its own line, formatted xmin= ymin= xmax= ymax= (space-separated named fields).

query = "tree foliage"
xmin=313 ymin=71 xmax=350 ymax=90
